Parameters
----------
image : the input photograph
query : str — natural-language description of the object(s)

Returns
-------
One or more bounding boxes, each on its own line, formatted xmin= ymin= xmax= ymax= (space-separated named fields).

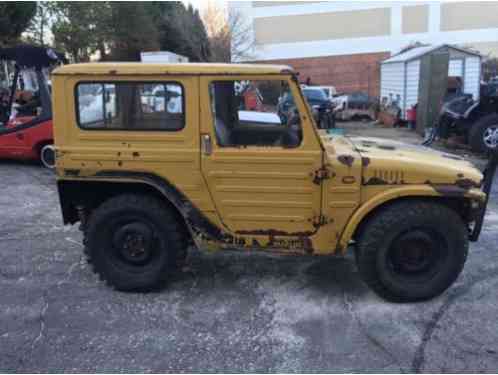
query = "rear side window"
xmin=76 ymin=82 xmax=184 ymax=131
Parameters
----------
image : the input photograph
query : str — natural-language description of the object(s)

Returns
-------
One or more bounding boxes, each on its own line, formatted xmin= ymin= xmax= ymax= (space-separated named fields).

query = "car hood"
xmin=322 ymin=134 xmax=483 ymax=187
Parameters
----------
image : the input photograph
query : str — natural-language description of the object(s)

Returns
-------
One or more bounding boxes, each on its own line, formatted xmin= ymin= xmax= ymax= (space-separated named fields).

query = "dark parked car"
xmin=437 ymin=81 xmax=498 ymax=152
xmin=278 ymin=87 xmax=335 ymax=129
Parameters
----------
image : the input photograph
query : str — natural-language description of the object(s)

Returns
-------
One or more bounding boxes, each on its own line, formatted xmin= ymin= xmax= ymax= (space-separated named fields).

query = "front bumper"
xmin=470 ymin=152 xmax=498 ymax=241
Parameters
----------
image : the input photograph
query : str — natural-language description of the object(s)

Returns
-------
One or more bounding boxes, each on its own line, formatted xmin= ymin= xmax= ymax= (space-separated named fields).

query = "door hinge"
xmin=312 ymin=214 xmax=328 ymax=228
xmin=313 ymin=166 xmax=332 ymax=184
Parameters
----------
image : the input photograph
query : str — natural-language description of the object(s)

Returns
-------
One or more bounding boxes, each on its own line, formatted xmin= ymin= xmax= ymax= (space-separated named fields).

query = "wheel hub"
xmin=113 ymin=222 xmax=154 ymax=264
xmin=389 ymin=230 xmax=438 ymax=274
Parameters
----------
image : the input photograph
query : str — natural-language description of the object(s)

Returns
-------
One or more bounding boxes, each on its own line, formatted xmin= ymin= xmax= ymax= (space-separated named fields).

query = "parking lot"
xmin=1 ymin=159 xmax=498 ymax=373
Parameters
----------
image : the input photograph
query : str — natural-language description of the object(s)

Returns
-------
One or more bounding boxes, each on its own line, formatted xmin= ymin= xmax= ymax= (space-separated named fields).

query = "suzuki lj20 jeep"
xmin=52 ymin=63 xmax=494 ymax=302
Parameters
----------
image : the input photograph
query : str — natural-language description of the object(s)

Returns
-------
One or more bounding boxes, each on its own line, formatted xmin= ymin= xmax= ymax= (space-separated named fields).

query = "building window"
xmin=76 ymin=82 xmax=184 ymax=131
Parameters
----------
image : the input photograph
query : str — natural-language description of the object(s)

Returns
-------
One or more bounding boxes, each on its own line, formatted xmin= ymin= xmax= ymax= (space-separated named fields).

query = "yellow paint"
xmin=53 ymin=63 xmax=485 ymax=256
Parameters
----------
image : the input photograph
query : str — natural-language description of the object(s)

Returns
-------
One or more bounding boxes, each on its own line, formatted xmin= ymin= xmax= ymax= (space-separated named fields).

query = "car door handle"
xmin=201 ymin=134 xmax=212 ymax=156
xmin=16 ymin=132 xmax=24 ymax=140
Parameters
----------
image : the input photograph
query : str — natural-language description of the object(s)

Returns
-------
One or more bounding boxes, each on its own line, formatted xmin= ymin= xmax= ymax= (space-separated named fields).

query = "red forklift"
xmin=0 ymin=45 xmax=66 ymax=168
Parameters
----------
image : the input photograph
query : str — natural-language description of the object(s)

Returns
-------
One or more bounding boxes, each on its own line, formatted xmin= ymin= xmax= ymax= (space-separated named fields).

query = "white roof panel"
xmin=382 ymin=44 xmax=480 ymax=64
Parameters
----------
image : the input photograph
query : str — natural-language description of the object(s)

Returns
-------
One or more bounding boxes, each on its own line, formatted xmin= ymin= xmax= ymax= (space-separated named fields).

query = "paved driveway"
xmin=1 ymin=161 xmax=498 ymax=373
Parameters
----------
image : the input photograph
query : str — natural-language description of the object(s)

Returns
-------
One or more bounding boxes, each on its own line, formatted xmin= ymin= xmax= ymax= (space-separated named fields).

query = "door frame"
xmin=198 ymin=74 xmax=326 ymax=251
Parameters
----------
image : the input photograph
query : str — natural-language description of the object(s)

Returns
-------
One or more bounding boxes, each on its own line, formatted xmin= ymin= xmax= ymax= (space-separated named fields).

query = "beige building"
xmin=231 ymin=1 xmax=498 ymax=96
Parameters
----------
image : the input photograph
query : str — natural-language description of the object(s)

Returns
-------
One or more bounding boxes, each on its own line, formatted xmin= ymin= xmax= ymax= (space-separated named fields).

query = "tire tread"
xmin=355 ymin=200 xmax=468 ymax=302
xmin=85 ymin=194 xmax=187 ymax=291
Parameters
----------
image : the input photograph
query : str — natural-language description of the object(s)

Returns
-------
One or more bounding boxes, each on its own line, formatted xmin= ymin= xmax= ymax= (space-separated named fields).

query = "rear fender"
xmin=57 ymin=171 xmax=224 ymax=242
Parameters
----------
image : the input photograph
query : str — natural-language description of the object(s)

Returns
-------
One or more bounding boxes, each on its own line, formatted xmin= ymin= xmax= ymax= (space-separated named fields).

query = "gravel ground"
xmin=1 ymin=151 xmax=498 ymax=372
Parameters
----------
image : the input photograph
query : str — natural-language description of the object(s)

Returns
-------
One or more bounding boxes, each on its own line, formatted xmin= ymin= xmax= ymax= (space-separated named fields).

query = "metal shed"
xmin=380 ymin=44 xmax=481 ymax=120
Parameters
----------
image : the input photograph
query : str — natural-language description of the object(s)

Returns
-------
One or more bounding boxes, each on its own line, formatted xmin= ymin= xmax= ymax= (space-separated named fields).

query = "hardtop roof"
xmin=382 ymin=44 xmax=481 ymax=64
xmin=0 ymin=45 xmax=67 ymax=68
xmin=53 ymin=62 xmax=295 ymax=76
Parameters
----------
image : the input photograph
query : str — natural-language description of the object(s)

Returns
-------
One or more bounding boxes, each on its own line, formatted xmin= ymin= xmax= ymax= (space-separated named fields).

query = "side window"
xmin=7 ymin=68 xmax=47 ymax=122
xmin=76 ymin=82 xmax=184 ymax=131
xmin=209 ymin=79 xmax=302 ymax=148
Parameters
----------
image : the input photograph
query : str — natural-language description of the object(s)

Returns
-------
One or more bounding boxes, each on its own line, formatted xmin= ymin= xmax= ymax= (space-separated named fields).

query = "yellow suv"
xmin=52 ymin=63 xmax=493 ymax=302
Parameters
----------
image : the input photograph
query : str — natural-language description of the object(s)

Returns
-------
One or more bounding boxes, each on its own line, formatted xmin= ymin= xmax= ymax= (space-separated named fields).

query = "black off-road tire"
xmin=468 ymin=113 xmax=498 ymax=153
xmin=355 ymin=200 xmax=468 ymax=302
xmin=85 ymin=194 xmax=187 ymax=292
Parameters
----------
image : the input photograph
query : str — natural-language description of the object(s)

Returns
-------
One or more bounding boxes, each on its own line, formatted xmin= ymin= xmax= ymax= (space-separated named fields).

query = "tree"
xmin=153 ymin=2 xmax=210 ymax=62
xmin=35 ymin=1 xmax=212 ymax=63
xmin=105 ymin=2 xmax=159 ymax=61
xmin=50 ymin=2 xmax=102 ymax=62
xmin=202 ymin=2 xmax=230 ymax=62
xmin=0 ymin=2 xmax=37 ymax=47
xmin=25 ymin=2 xmax=51 ymax=46
xmin=227 ymin=8 xmax=254 ymax=62
xmin=202 ymin=2 xmax=254 ymax=62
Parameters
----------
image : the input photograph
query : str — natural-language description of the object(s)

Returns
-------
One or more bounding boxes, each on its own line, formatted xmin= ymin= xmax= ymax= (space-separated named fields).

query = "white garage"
xmin=380 ymin=44 xmax=481 ymax=120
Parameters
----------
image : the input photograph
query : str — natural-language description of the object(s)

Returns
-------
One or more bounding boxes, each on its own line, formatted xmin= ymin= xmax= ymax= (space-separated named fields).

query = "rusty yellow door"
xmin=199 ymin=76 xmax=324 ymax=238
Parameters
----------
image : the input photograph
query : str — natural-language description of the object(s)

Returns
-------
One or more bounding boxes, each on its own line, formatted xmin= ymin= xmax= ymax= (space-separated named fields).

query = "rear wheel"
xmin=355 ymin=200 xmax=468 ymax=302
xmin=468 ymin=113 xmax=498 ymax=153
xmin=40 ymin=144 xmax=55 ymax=169
xmin=85 ymin=194 xmax=187 ymax=291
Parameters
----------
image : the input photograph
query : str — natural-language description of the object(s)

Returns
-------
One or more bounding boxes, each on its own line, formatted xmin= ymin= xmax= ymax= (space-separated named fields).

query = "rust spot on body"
xmin=455 ymin=178 xmax=480 ymax=189
xmin=363 ymin=176 xmax=387 ymax=185
xmin=338 ymin=155 xmax=354 ymax=167
xmin=377 ymin=144 xmax=395 ymax=150
xmin=431 ymin=184 xmax=467 ymax=196
xmin=64 ymin=169 xmax=80 ymax=177
xmin=234 ymin=229 xmax=314 ymax=253
xmin=235 ymin=229 xmax=314 ymax=237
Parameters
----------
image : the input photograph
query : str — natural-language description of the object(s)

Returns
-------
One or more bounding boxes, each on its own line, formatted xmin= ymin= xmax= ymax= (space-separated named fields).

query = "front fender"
xmin=337 ymin=185 xmax=485 ymax=252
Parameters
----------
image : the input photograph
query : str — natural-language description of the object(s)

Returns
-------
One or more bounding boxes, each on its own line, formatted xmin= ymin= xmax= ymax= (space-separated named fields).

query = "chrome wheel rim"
xmin=483 ymin=125 xmax=498 ymax=149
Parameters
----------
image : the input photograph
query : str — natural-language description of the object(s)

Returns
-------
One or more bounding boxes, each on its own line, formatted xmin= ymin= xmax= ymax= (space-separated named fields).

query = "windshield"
xmin=303 ymin=88 xmax=327 ymax=101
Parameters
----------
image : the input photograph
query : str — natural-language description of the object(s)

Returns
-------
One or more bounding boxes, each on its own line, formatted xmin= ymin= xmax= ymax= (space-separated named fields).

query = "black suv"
xmin=278 ymin=87 xmax=335 ymax=129
xmin=438 ymin=82 xmax=498 ymax=152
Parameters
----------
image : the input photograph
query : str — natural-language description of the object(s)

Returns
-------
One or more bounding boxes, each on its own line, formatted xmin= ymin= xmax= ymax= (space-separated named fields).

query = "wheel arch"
xmin=337 ymin=185 xmax=482 ymax=252
xmin=33 ymin=138 xmax=53 ymax=154
xmin=57 ymin=172 xmax=223 ymax=242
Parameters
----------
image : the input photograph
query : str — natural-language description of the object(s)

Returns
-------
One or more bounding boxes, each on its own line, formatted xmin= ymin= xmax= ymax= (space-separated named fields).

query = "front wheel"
xmin=355 ymin=201 xmax=468 ymax=302
xmin=468 ymin=113 xmax=498 ymax=153
xmin=40 ymin=144 xmax=55 ymax=169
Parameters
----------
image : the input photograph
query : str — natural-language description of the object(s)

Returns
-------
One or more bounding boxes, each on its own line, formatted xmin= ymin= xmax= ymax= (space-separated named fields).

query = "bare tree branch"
xmin=202 ymin=2 xmax=254 ymax=62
